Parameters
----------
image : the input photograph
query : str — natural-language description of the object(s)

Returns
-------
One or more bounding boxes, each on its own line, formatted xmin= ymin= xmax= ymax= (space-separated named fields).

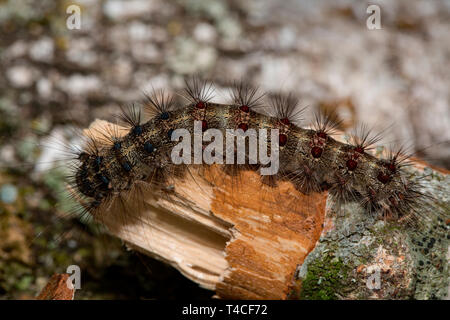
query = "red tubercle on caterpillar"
xmin=345 ymin=148 xmax=364 ymax=171
xmin=201 ymin=120 xmax=208 ymax=131
xmin=235 ymin=104 xmax=251 ymax=131
xmin=277 ymin=117 xmax=290 ymax=147
xmin=346 ymin=159 xmax=358 ymax=171
xmin=311 ymin=133 xmax=326 ymax=147
xmin=309 ymin=132 xmax=327 ymax=158
xmin=317 ymin=131 xmax=327 ymax=140
xmin=238 ymin=123 xmax=248 ymax=132
xmin=376 ymin=158 xmax=399 ymax=184
xmin=311 ymin=146 xmax=323 ymax=158
xmin=280 ymin=118 xmax=290 ymax=126
xmin=192 ymin=100 xmax=208 ymax=125
xmin=385 ymin=162 xmax=397 ymax=173
xmin=377 ymin=171 xmax=391 ymax=184
xmin=196 ymin=101 xmax=206 ymax=109
xmin=279 ymin=133 xmax=288 ymax=146
xmin=231 ymin=82 xmax=264 ymax=113
xmin=239 ymin=105 xmax=250 ymax=113
xmin=184 ymin=77 xmax=215 ymax=107
xmin=354 ymin=146 xmax=365 ymax=154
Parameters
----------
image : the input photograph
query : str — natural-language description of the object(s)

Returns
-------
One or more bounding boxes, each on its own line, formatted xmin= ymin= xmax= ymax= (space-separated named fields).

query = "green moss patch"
xmin=300 ymin=254 xmax=350 ymax=300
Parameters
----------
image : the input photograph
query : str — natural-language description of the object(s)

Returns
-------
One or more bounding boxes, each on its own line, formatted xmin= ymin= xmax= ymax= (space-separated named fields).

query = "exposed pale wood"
xmin=85 ymin=120 xmax=327 ymax=299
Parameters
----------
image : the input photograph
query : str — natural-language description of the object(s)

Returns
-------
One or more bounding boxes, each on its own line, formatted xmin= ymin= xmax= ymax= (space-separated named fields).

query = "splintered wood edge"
xmin=36 ymin=274 xmax=75 ymax=300
xmin=83 ymin=119 xmax=328 ymax=299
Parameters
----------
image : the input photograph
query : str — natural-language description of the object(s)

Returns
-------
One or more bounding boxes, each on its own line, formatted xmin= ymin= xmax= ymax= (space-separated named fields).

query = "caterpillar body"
xmin=69 ymin=79 xmax=440 ymax=228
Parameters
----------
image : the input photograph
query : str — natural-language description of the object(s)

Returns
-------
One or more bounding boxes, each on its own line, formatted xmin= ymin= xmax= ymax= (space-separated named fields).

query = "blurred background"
xmin=0 ymin=0 xmax=449 ymax=299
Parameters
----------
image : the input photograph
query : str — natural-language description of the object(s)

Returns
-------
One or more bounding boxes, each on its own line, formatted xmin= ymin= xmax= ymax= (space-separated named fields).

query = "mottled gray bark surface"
xmin=297 ymin=166 xmax=449 ymax=299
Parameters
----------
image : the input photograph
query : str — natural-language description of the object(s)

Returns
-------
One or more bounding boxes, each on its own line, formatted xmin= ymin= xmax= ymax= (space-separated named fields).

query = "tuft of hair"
xmin=266 ymin=93 xmax=307 ymax=126
xmin=348 ymin=123 xmax=384 ymax=153
xmin=328 ymin=171 xmax=359 ymax=209
xmin=312 ymin=109 xmax=342 ymax=138
xmin=92 ymin=120 xmax=124 ymax=147
xmin=80 ymin=133 xmax=104 ymax=158
xmin=230 ymin=81 xmax=265 ymax=110
xmin=382 ymin=144 xmax=414 ymax=173
xmin=115 ymin=103 xmax=143 ymax=129
xmin=285 ymin=164 xmax=322 ymax=195
xmin=142 ymin=89 xmax=176 ymax=120
xmin=388 ymin=176 xmax=430 ymax=222
xmin=183 ymin=76 xmax=215 ymax=105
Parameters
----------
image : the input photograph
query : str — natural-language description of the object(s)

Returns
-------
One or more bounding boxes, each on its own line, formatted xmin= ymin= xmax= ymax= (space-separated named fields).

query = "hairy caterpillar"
xmin=66 ymin=78 xmax=445 ymax=231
